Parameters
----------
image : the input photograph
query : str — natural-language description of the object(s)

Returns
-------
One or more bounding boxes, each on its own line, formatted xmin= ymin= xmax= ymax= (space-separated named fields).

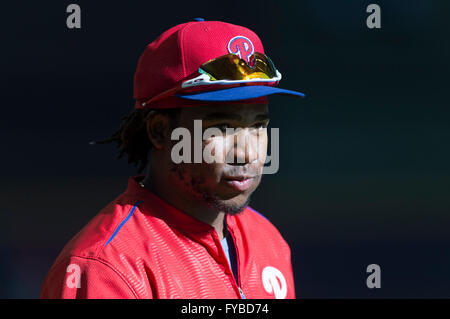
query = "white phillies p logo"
xmin=227 ymin=36 xmax=254 ymax=64
xmin=262 ymin=266 xmax=287 ymax=299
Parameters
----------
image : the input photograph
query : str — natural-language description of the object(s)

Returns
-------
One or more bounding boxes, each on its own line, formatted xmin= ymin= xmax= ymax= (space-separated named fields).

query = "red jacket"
xmin=41 ymin=176 xmax=295 ymax=299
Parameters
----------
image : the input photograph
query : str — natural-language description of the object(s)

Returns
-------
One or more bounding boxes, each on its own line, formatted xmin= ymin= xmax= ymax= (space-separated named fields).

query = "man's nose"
xmin=227 ymin=129 xmax=258 ymax=165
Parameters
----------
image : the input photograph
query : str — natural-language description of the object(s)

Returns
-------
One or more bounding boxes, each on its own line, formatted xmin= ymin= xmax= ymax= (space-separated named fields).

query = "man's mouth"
xmin=222 ymin=175 xmax=256 ymax=191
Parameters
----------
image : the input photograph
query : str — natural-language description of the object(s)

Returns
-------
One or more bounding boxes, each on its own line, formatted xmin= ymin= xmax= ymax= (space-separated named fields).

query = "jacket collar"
xmin=123 ymin=175 xmax=220 ymax=236
xmin=123 ymin=175 xmax=245 ymax=265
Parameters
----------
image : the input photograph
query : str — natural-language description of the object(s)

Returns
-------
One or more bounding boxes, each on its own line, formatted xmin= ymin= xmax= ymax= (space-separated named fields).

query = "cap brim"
xmin=176 ymin=86 xmax=305 ymax=102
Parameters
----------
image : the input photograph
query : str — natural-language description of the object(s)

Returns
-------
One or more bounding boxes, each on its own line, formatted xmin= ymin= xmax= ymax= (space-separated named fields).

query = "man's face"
xmin=166 ymin=102 xmax=269 ymax=215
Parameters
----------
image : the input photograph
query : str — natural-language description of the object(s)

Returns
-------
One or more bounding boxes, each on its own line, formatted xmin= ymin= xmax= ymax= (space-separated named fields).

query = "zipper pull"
xmin=238 ymin=287 xmax=246 ymax=299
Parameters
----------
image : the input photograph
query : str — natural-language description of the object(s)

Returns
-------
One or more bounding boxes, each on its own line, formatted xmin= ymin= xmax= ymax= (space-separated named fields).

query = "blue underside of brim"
xmin=176 ymin=86 xmax=306 ymax=101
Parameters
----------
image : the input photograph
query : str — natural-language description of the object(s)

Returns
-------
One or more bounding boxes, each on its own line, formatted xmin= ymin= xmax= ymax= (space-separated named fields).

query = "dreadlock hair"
xmin=93 ymin=107 xmax=181 ymax=174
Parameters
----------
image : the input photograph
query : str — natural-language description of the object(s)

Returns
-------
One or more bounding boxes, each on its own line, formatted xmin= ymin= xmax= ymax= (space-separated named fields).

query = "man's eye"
xmin=253 ymin=122 xmax=268 ymax=129
xmin=214 ymin=123 xmax=231 ymax=132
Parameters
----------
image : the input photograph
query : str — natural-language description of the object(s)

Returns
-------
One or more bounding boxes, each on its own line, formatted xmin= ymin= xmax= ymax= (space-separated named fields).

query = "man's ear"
xmin=145 ymin=111 xmax=172 ymax=150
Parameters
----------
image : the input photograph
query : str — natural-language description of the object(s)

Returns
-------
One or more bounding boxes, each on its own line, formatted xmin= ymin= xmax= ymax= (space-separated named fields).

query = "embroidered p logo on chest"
xmin=261 ymin=266 xmax=287 ymax=299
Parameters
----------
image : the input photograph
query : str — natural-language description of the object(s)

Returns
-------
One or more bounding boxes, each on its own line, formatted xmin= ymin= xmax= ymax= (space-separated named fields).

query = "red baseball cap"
xmin=133 ymin=18 xmax=305 ymax=109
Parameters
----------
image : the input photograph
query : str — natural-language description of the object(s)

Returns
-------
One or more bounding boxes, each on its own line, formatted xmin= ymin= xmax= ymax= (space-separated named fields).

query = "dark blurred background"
xmin=1 ymin=0 xmax=449 ymax=298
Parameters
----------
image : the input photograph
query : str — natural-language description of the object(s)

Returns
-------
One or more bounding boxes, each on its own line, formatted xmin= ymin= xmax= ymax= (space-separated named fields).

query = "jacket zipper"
xmin=227 ymin=227 xmax=246 ymax=299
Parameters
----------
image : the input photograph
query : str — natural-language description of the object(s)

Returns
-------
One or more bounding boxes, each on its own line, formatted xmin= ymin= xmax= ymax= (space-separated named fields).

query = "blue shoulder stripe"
xmin=104 ymin=200 xmax=144 ymax=247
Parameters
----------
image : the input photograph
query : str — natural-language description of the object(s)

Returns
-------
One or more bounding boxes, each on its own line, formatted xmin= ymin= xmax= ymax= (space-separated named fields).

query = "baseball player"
xmin=41 ymin=19 xmax=305 ymax=299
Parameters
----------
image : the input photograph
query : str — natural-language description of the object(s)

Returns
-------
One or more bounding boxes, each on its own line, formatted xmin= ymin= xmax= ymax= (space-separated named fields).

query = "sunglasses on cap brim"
xmin=182 ymin=52 xmax=281 ymax=88
xmin=140 ymin=52 xmax=281 ymax=107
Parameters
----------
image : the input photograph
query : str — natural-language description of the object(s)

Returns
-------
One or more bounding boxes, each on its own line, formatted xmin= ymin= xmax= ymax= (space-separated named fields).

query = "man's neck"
xmin=141 ymin=172 xmax=227 ymax=240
